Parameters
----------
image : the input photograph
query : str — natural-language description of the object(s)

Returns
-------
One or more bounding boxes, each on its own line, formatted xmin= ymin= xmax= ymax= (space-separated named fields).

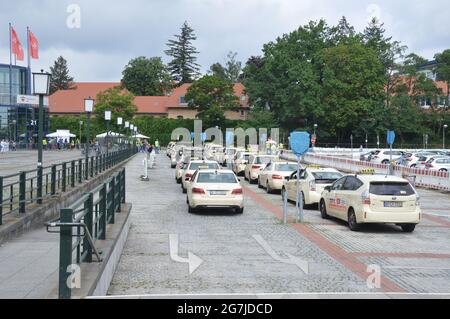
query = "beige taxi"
xmin=244 ymin=154 xmax=278 ymax=184
xmin=232 ymin=151 xmax=255 ymax=176
xmin=258 ymin=161 xmax=298 ymax=193
xmin=181 ymin=160 xmax=221 ymax=193
xmin=319 ymin=170 xmax=421 ymax=232
xmin=282 ymin=166 xmax=343 ymax=207
xmin=175 ymin=161 xmax=189 ymax=184
xmin=186 ymin=169 xmax=244 ymax=214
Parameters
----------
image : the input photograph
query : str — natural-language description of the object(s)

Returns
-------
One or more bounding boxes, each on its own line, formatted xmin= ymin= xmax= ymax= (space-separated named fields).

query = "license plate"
xmin=384 ymin=201 xmax=403 ymax=208
xmin=210 ymin=191 xmax=227 ymax=196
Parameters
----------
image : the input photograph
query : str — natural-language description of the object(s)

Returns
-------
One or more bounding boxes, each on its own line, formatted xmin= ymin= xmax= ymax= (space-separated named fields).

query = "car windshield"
xmin=197 ymin=173 xmax=238 ymax=183
xmin=255 ymin=157 xmax=273 ymax=164
xmin=312 ymin=172 xmax=342 ymax=181
xmin=189 ymin=162 xmax=219 ymax=170
xmin=275 ymin=164 xmax=298 ymax=171
xmin=369 ymin=182 xmax=415 ymax=196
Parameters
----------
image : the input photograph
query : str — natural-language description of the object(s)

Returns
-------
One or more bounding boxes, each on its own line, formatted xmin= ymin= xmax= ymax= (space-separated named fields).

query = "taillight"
xmin=272 ymin=174 xmax=283 ymax=180
xmin=232 ymin=188 xmax=243 ymax=195
xmin=252 ymin=165 xmax=261 ymax=169
xmin=425 ymin=163 xmax=433 ymax=168
xmin=192 ymin=187 xmax=205 ymax=194
xmin=309 ymin=181 xmax=316 ymax=191
xmin=361 ymin=191 xmax=370 ymax=205
xmin=186 ymin=173 xmax=193 ymax=178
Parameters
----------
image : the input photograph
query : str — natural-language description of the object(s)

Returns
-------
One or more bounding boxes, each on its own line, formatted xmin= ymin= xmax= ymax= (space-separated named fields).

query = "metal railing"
xmin=0 ymin=147 xmax=137 ymax=225
xmin=46 ymin=167 xmax=126 ymax=299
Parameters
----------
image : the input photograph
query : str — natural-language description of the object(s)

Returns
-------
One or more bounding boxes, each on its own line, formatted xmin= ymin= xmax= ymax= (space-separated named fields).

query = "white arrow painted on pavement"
xmin=253 ymin=235 xmax=309 ymax=274
xmin=169 ymin=234 xmax=203 ymax=274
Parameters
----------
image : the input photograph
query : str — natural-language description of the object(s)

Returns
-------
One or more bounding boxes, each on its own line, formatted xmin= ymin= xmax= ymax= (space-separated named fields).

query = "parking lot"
xmin=108 ymin=152 xmax=450 ymax=296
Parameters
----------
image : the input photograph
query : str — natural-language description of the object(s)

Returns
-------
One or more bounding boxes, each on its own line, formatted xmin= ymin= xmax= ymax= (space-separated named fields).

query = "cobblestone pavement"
xmin=108 ymin=154 xmax=450 ymax=296
xmin=0 ymin=150 xmax=83 ymax=176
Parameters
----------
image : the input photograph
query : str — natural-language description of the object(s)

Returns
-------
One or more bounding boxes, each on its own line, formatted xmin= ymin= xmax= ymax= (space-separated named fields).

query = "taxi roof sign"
xmin=357 ymin=168 xmax=376 ymax=175
xmin=305 ymin=164 xmax=321 ymax=169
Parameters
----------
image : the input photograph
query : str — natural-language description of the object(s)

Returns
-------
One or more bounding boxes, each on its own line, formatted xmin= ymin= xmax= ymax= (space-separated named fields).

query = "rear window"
xmin=369 ymin=182 xmax=415 ymax=196
xmin=255 ymin=157 xmax=273 ymax=164
xmin=275 ymin=164 xmax=298 ymax=171
xmin=189 ymin=162 xmax=219 ymax=170
xmin=312 ymin=172 xmax=343 ymax=182
xmin=197 ymin=173 xmax=238 ymax=184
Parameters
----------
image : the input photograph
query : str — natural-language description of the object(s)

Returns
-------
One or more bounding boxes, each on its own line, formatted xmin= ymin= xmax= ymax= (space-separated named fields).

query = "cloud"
xmin=0 ymin=0 xmax=448 ymax=81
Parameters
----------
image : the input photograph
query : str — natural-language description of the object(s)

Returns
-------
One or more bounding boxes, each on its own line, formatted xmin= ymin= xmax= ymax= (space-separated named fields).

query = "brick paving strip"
xmin=242 ymin=184 xmax=407 ymax=293
xmin=422 ymin=214 xmax=450 ymax=227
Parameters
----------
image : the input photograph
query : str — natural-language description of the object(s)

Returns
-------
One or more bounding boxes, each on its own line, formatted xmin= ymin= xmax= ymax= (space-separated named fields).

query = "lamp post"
xmin=84 ymin=97 xmax=94 ymax=180
xmin=350 ymin=134 xmax=354 ymax=159
xmin=105 ymin=110 xmax=111 ymax=155
xmin=443 ymin=124 xmax=448 ymax=149
xmin=32 ymin=70 xmax=50 ymax=204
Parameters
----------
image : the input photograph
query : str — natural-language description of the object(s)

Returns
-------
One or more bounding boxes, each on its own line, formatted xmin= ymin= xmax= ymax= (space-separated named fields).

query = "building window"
xmin=240 ymin=110 xmax=245 ymax=117
xmin=179 ymin=96 xmax=187 ymax=104
xmin=177 ymin=115 xmax=184 ymax=119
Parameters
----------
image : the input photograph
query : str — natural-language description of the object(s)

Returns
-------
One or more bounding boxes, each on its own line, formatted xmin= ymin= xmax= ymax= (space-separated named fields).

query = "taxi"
xmin=175 ymin=160 xmax=194 ymax=184
xmin=232 ymin=151 xmax=255 ymax=176
xmin=166 ymin=141 xmax=176 ymax=157
xmin=319 ymin=169 xmax=421 ymax=232
xmin=186 ymin=169 xmax=244 ymax=214
xmin=258 ymin=161 xmax=298 ymax=193
xmin=181 ymin=160 xmax=221 ymax=193
xmin=282 ymin=165 xmax=343 ymax=207
xmin=244 ymin=154 xmax=278 ymax=184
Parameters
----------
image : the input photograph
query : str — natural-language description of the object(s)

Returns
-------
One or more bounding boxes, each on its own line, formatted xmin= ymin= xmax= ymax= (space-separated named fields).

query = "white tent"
xmin=96 ymin=132 xmax=123 ymax=138
xmin=135 ymin=133 xmax=150 ymax=139
xmin=46 ymin=130 xmax=76 ymax=138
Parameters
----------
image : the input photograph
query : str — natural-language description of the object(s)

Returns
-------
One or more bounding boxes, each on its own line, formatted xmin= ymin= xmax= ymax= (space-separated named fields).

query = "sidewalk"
xmin=0 ymin=227 xmax=59 ymax=299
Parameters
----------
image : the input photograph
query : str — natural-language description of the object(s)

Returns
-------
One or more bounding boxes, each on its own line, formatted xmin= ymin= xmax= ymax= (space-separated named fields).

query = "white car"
xmin=244 ymin=154 xmax=278 ymax=183
xmin=370 ymin=150 xmax=404 ymax=165
xmin=223 ymin=147 xmax=244 ymax=168
xmin=166 ymin=141 xmax=176 ymax=157
xmin=175 ymin=161 xmax=189 ymax=184
xmin=258 ymin=162 xmax=298 ymax=193
xmin=420 ymin=156 xmax=450 ymax=171
xmin=186 ymin=169 xmax=244 ymax=214
xmin=181 ymin=160 xmax=221 ymax=193
xmin=282 ymin=166 xmax=343 ymax=206
xmin=232 ymin=151 xmax=255 ymax=176
xmin=319 ymin=172 xmax=421 ymax=232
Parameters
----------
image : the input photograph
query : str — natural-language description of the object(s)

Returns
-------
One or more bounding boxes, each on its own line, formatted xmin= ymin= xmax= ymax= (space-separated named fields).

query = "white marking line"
xmin=169 ymin=234 xmax=203 ymax=275
xmin=252 ymin=234 xmax=309 ymax=274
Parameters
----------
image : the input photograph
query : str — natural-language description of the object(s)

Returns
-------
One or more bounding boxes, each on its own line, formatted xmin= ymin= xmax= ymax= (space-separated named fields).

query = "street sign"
xmin=16 ymin=95 xmax=49 ymax=106
xmin=387 ymin=130 xmax=395 ymax=146
xmin=290 ymin=132 xmax=310 ymax=156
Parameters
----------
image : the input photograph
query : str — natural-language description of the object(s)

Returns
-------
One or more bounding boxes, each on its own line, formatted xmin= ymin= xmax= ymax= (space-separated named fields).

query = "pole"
xmin=350 ymin=134 xmax=353 ymax=159
xmin=443 ymin=127 xmax=446 ymax=149
xmin=85 ymin=112 xmax=90 ymax=180
xmin=9 ymin=23 xmax=13 ymax=106
xmin=26 ymin=27 xmax=32 ymax=94
xmin=106 ymin=121 xmax=110 ymax=156
xmin=37 ymin=95 xmax=43 ymax=167
xmin=296 ymin=155 xmax=303 ymax=223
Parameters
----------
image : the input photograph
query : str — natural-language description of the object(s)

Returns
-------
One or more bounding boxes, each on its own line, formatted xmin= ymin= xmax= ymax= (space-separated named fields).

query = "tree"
xmin=185 ymin=75 xmax=239 ymax=128
xmin=93 ymin=86 xmax=137 ymax=130
xmin=209 ymin=51 xmax=243 ymax=83
xmin=400 ymin=53 xmax=428 ymax=92
xmin=435 ymin=49 xmax=450 ymax=107
xmin=329 ymin=16 xmax=358 ymax=45
xmin=165 ymin=21 xmax=201 ymax=84
xmin=49 ymin=56 xmax=75 ymax=94
xmin=121 ymin=56 xmax=172 ymax=96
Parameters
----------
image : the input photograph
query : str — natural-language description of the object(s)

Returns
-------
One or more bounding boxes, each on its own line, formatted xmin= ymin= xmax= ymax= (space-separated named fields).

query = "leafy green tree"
xmin=165 ymin=21 xmax=201 ymax=84
xmin=209 ymin=52 xmax=243 ymax=83
xmin=49 ymin=56 xmax=75 ymax=94
xmin=121 ymin=56 xmax=172 ymax=96
xmin=185 ymin=75 xmax=239 ymax=128
xmin=93 ymin=86 xmax=137 ymax=131
xmin=209 ymin=62 xmax=227 ymax=80
xmin=400 ymin=53 xmax=428 ymax=92
xmin=435 ymin=49 xmax=450 ymax=107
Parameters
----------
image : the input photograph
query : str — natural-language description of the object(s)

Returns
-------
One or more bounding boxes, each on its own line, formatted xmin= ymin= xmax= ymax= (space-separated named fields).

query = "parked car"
xmin=418 ymin=156 xmax=450 ymax=171
xmin=369 ymin=150 xmax=404 ymax=165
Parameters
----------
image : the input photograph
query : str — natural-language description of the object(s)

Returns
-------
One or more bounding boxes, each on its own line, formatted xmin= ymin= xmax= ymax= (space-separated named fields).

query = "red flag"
xmin=11 ymin=27 xmax=24 ymax=61
xmin=29 ymin=30 xmax=39 ymax=59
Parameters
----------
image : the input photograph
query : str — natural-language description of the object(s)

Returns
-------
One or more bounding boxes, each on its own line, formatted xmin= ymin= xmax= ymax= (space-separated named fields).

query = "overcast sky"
xmin=0 ymin=0 xmax=448 ymax=82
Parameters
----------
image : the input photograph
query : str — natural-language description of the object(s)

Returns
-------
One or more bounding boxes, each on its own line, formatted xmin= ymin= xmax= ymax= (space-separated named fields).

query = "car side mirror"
xmin=324 ymin=186 xmax=331 ymax=192
xmin=285 ymin=177 xmax=290 ymax=181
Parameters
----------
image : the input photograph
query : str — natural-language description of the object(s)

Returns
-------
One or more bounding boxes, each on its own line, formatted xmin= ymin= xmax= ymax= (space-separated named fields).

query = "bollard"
xmin=141 ymin=157 xmax=150 ymax=181
xmin=283 ymin=188 xmax=288 ymax=224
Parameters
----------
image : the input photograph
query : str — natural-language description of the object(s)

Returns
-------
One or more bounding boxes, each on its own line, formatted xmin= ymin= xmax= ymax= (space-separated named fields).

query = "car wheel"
xmin=258 ymin=178 xmax=263 ymax=189
xmin=236 ymin=207 xmax=244 ymax=214
xmin=171 ymin=164 xmax=176 ymax=168
xmin=410 ymin=164 xmax=416 ymax=168
xmin=188 ymin=205 xmax=195 ymax=214
xmin=401 ymin=224 xmax=416 ymax=233
xmin=176 ymin=178 xmax=181 ymax=184
xmin=182 ymin=186 xmax=187 ymax=194
xmin=320 ymin=200 xmax=328 ymax=219
xmin=381 ymin=160 xmax=389 ymax=165
xmin=266 ymin=182 xmax=273 ymax=194
xmin=348 ymin=208 xmax=360 ymax=231
xmin=439 ymin=169 xmax=448 ymax=172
